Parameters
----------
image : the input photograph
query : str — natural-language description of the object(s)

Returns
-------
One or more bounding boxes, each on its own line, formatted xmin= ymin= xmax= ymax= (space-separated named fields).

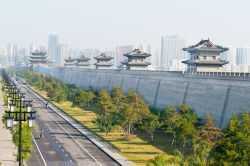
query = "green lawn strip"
xmin=31 ymin=87 xmax=173 ymax=166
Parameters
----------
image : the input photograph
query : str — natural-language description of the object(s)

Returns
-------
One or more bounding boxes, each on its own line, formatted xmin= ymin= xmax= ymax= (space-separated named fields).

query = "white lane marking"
xmin=31 ymin=133 xmax=47 ymax=166
xmin=50 ymin=113 xmax=102 ymax=166
xmin=25 ymin=86 xmax=102 ymax=166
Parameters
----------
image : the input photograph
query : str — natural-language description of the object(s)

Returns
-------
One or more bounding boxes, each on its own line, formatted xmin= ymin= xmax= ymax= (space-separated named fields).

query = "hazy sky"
xmin=0 ymin=0 xmax=250 ymax=50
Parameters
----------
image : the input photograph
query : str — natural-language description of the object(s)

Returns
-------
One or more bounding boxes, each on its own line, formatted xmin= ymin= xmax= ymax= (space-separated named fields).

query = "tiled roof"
xmin=124 ymin=49 xmax=151 ymax=57
xmin=95 ymin=53 xmax=113 ymax=60
xmin=64 ymin=56 xmax=75 ymax=61
xmin=183 ymin=59 xmax=228 ymax=65
xmin=77 ymin=55 xmax=90 ymax=61
xmin=183 ymin=39 xmax=228 ymax=51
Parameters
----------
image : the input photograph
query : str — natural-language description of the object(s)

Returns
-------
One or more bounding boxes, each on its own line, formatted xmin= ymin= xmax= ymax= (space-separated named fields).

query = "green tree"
xmin=146 ymin=154 xmax=170 ymax=166
xmin=141 ymin=113 xmax=161 ymax=142
xmin=199 ymin=114 xmax=223 ymax=148
xmin=111 ymin=86 xmax=125 ymax=112
xmin=66 ymin=85 xmax=78 ymax=102
xmin=163 ymin=106 xmax=183 ymax=146
xmin=178 ymin=104 xmax=199 ymax=147
xmin=120 ymin=91 xmax=150 ymax=140
xmin=97 ymin=90 xmax=115 ymax=116
xmin=96 ymin=90 xmax=116 ymax=135
xmin=164 ymin=105 xmax=199 ymax=147
xmin=82 ymin=91 xmax=96 ymax=107
xmin=56 ymin=88 xmax=67 ymax=103
xmin=214 ymin=112 xmax=250 ymax=165
xmin=50 ymin=82 xmax=67 ymax=103
xmin=73 ymin=89 xmax=86 ymax=106
xmin=96 ymin=113 xmax=117 ymax=136
xmin=13 ymin=123 xmax=32 ymax=162
xmin=186 ymin=114 xmax=223 ymax=166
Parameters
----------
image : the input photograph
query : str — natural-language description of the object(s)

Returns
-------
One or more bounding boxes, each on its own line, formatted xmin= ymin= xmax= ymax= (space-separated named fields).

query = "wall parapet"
xmin=32 ymin=66 xmax=250 ymax=128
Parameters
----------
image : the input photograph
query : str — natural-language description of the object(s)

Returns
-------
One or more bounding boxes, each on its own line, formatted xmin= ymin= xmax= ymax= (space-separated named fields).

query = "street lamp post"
xmin=7 ymin=92 xmax=35 ymax=166
xmin=2 ymin=70 xmax=35 ymax=166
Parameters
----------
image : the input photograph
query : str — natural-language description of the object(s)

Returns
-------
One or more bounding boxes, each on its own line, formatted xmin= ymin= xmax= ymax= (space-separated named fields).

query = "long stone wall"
xmin=34 ymin=66 xmax=250 ymax=128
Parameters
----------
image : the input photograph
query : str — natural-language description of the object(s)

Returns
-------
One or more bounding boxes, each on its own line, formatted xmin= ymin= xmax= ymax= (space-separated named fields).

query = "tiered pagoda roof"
xmin=183 ymin=39 xmax=228 ymax=53
xmin=94 ymin=53 xmax=113 ymax=60
xmin=122 ymin=49 xmax=151 ymax=67
xmin=182 ymin=39 xmax=229 ymax=72
xmin=76 ymin=55 xmax=91 ymax=67
xmin=123 ymin=49 xmax=151 ymax=57
xmin=29 ymin=51 xmax=48 ymax=66
xmin=121 ymin=60 xmax=151 ymax=66
xmin=76 ymin=55 xmax=90 ymax=62
xmin=30 ymin=51 xmax=47 ymax=60
xmin=183 ymin=59 xmax=228 ymax=66
xmin=94 ymin=53 xmax=113 ymax=68
xmin=64 ymin=56 xmax=76 ymax=63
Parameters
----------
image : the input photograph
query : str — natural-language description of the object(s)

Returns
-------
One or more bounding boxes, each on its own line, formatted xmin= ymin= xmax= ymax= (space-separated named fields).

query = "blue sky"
xmin=0 ymin=0 xmax=250 ymax=49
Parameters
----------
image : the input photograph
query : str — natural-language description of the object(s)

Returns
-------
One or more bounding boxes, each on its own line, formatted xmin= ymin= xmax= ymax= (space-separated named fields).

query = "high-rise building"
xmin=29 ymin=44 xmax=37 ymax=54
xmin=58 ymin=44 xmax=68 ymax=66
xmin=13 ymin=43 xmax=19 ymax=64
xmin=48 ymin=34 xmax=59 ymax=64
xmin=0 ymin=46 xmax=7 ymax=67
xmin=0 ymin=46 xmax=6 ymax=56
xmin=115 ymin=45 xmax=134 ymax=67
xmin=68 ymin=48 xmax=80 ymax=59
xmin=236 ymin=47 xmax=250 ymax=65
xmin=220 ymin=46 xmax=237 ymax=65
xmin=39 ymin=45 xmax=46 ymax=52
xmin=6 ymin=43 xmax=14 ymax=65
xmin=160 ymin=35 xmax=186 ymax=69
xmin=19 ymin=48 xmax=27 ymax=57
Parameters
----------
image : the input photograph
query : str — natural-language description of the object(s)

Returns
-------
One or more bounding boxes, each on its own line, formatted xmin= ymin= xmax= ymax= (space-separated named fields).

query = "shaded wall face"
xmin=34 ymin=66 xmax=250 ymax=128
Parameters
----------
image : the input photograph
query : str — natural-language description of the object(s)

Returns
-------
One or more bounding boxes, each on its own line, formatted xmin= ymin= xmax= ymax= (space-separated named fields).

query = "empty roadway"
xmin=17 ymin=82 xmax=120 ymax=166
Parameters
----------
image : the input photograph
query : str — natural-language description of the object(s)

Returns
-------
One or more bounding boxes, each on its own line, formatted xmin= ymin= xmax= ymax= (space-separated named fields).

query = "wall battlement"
xmin=34 ymin=66 xmax=250 ymax=128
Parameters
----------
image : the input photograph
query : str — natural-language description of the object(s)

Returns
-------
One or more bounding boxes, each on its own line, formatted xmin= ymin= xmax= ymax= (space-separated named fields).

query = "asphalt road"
xmin=18 ymin=83 xmax=119 ymax=166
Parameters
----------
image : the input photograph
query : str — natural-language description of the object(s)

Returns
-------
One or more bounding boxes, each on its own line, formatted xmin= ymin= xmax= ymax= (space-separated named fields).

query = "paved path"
xmin=0 ymin=84 xmax=18 ymax=166
xmin=17 ymin=83 xmax=129 ymax=166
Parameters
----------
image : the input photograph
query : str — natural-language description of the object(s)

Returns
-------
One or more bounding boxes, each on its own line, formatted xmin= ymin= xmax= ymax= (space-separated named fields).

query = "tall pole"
xmin=19 ymin=118 xmax=22 ymax=166
xmin=19 ymin=94 xmax=22 ymax=166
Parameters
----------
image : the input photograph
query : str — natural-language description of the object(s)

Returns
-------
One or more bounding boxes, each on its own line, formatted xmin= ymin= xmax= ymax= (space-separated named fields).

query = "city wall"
xmin=34 ymin=66 xmax=250 ymax=128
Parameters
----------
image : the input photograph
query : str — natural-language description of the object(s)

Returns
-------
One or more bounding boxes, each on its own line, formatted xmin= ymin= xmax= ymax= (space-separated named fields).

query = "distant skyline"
xmin=0 ymin=0 xmax=250 ymax=50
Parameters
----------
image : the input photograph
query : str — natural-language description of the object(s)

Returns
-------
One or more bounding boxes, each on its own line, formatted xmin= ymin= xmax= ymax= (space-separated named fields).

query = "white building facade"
xmin=48 ymin=34 xmax=59 ymax=65
xmin=58 ymin=44 xmax=68 ymax=67
xmin=160 ymin=35 xmax=187 ymax=70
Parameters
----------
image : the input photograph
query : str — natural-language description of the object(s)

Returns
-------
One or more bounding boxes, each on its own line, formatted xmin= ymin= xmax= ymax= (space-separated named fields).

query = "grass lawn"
xmin=32 ymin=87 xmax=174 ymax=166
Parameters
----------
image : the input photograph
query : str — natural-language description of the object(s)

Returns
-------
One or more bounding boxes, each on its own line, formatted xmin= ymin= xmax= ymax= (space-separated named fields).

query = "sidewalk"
xmin=0 ymin=84 xmax=18 ymax=166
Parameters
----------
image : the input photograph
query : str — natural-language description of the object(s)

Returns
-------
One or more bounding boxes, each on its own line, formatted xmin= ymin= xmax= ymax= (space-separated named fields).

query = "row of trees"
xmin=148 ymin=111 xmax=250 ymax=166
xmin=17 ymin=71 xmax=160 ymax=140
xmin=17 ymin=71 xmax=250 ymax=165
xmin=96 ymin=88 xmax=152 ymax=140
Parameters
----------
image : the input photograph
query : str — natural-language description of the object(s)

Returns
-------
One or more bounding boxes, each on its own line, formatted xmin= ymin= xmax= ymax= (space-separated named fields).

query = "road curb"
xmin=25 ymin=85 xmax=134 ymax=166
